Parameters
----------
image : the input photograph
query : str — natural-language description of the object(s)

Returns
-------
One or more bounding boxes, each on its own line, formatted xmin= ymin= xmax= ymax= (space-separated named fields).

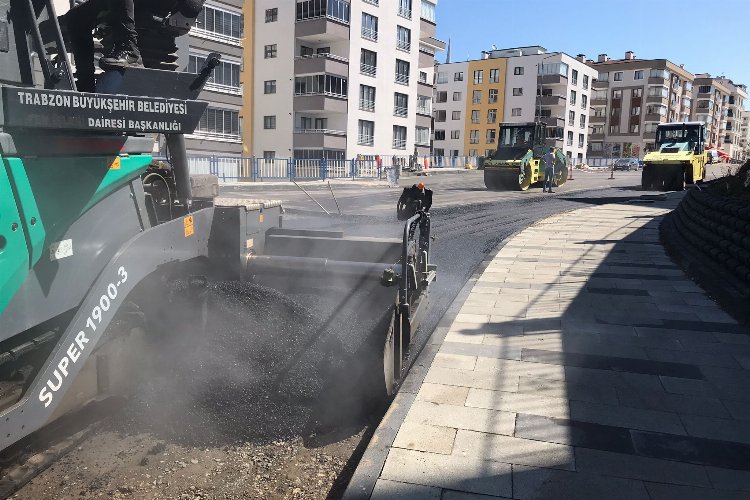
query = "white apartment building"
xmin=715 ymin=77 xmax=747 ymax=160
xmin=740 ymin=111 xmax=750 ymax=159
xmin=251 ymin=0 xmax=444 ymax=160
xmin=431 ymin=61 xmax=469 ymax=156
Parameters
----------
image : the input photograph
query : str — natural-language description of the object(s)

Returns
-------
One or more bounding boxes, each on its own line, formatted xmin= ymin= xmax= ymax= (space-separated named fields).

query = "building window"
xmin=567 ymin=130 xmax=573 ymax=146
xmin=394 ymin=92 xmax=409 ymax=117
xmin=260 ymin=79 xmax=276 ymax=95
xmin=452 ymin=110 xmax=461 ymax=120
xmin=487 ymin=109 xmax=497 ymax=124
xmin=569 ymin=90 xmax=576 ymax=106
xmin=362 ymin=13 xmax=378 ymax=40
xmin=420 ymin=0 xmax=436 ymax=22
xmin=263 ymin=115 xmax=276 ymax=129
xmin=396 ymin=25 xmax=411 ymax=51
xmin=485 ymin=149 xmax=494 ymax=157
xmin=698 ymin=85 xmax=712 ymax=94
xmin=395 ymin=59 xmax=410 ymax=85
xmin=294 ymin=74 xmax=348 ymax=96
xmin=454 ymin=72 xmax=464 ymax=81
xmin=196 ymin=107 xmax=240 ymax=140
xmin=469 ymin=130 xmax=479 ymax=144
xmin=435 ymin=91 xmax=447 ymax=103
xmin=485 ymin=129 xmax=496 ymax=144
xmin=609 ymin=125 xmax=620 ymax=133
xmin=419 ymin=71 xmax=428 ymax=83
xmin=598 ymin=72 xmax=609 ymax=82
xmin=612 ymin=89 xmax=622 ymax=99
xmin=471 ymin=110 xmax=480 ymax=124
xmin=472 ymin=90 xmax=481 ymax=104
xmin=581 ymin=94 xmax=587 ymax=109
xmin=488 ymin=89 xmax=498 ymax=103
xmin=512 ymin=87 xmax=523 ymax=96
xmin=453 ymin=91 xmax=462 ymax=101
xmin=583 ymin=75 xmax=589 ymax=89
xmin=632 ymin=88 xmax=643 ymax=98
xmin=434 ymin=129 xmax=445 ymax=140
xmin=571 ymin=69 xmax=578 ymax=85
xmin=393 ymin=125 xmax=407 ymax=149
xmin=489 ymin=68 xmax=500 ymax=83
xmin=614 ymin=72 xmax=623 ymax=81
xmin=189 ymin=54 xmax=241 ymax=92
xmin=416 ymin=126 xmax=430 ymax=146
xmin=469 ymin=149 xmax=478 ymax=156
xmin=568 ymin=110 xmax=575 ymax=125
xmin=434 ymin=148 xmax=444 ymax=156
xmin=434 ymin=110 xmax=446 ymax=122
xmin=473 ymin=70 xmax=483 ymax=84
xmin=511 ymin=108 xmax=522 ymax=117
xmin=436 ymin=72 xmax=448 ymax=84
xmin=359 ymin=85 xmax=376 ymax=111
xmin=450 ymin=130 xmax=460 ymax=139
xmin=265 ymin=8 xmax=278 ymax=22
xmin=580 ymin=114 xmax=586 ymax=128
xmin=195 ymin=6 xmax=243 ymax=42
xmin=417 ymin=95 xmax=431 ymax=114
xmin=630 ymin=123 xmax=640 ymax=133
xmin=578 ymin=133 xmax=584 ymax=148
xmin=631 ymin=106 xmax=641 ymax=115
xmin=264 ymin=44 xmax=277 ymax=58
xmin=634 ymin=70 xmax=644 ymax=80
xmin=514 ymin=66 xmax=524 ymax=76
xmin=358 ymin=120 xmax=375 ymax=146
xmin=360 ymin=49 xmax=377 ymax=76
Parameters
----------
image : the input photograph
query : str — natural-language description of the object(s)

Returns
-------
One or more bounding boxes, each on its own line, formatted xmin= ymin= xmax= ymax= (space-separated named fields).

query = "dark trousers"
xmin=543 ymin=167 xmax=555 ymax=192
xmin=109 ymin=0 xmax=139 ymax=53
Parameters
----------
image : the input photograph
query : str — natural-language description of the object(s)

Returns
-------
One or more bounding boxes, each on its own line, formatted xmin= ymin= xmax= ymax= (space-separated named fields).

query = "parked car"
xmin=613 ymin=158 xmax=640 ymax=171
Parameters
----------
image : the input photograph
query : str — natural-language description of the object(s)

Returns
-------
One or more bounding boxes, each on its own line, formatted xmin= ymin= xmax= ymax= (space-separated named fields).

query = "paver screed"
xmin=357 ymin=199 xmax=750 ymax=500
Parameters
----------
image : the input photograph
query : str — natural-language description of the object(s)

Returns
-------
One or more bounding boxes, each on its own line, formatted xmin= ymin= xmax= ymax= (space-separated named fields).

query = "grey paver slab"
xmin=569 ymin=400 xmax=686 ymax=435
xmin=512 ymin=465 xmax=650 ymax=500
xmin=452 ymin=430 xmax=575 ymax=470
xmin=680 ymin=414 xmax=750 ymax=444
xmin=434 ymin=353 xmax=478 ymax=370
xmin=423 ymin=366 xmax=520 ymax=392
xmin=417 ymin=383 xmax=470 ymax=405
xmin=465 ymin=387 xmax=570 ymax=419
xmin=615 ymin=386 xmax=730 ymax=418
xmin=706 ymin=466 xmax=750 ymax=492
xmin=371 ymin=479 xmax=442 ymax=500
xmin=517 ymin=375 xmax=618 ymax=405
xmin=575 ymin=448 xmax=711 ymax=487
xmin=441 ymin=490 xmax=510 ymax=500
xmin=380 ymin=448 xmax=512 ymax=498
xmin=405 ymin=400 xmax=516 ymax=437
xmin=659 ymin=376 xmax=716 ymax=397
xmin=392 ymin=422 xmax=457 ymax=455
xmin=644 ymin=482 xmax=749 ymax=500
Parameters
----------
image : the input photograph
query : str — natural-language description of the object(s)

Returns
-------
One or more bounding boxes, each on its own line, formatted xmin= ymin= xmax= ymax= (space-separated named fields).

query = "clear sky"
xmin=434 ymin=0 xmax=750 ymax=107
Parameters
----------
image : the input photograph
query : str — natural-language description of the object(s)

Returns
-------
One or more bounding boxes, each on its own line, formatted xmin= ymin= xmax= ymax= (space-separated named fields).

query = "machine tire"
xmin=641 ymin=165 xmax=653 ymax=190
xmin=519 ymin=162 xmax=533 ymax=191
xmin=484 ymin=167 xmax=523 ymax=190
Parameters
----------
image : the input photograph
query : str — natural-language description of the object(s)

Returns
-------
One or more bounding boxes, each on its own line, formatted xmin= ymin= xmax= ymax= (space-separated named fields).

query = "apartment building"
xmin=713 ymin=77 xmax=747 ymax=160
xmin=692 ymin=75 xmax=732 ymax=154
xmin=432 ymin=46 xmax=596 ymax=162
xmin=740 ymin=112 xmax=750 ymax=158
xmin=587 ymin=52 xmax=694 ymax=160
xmin=246 ymin=0 xmax=443 ymax=160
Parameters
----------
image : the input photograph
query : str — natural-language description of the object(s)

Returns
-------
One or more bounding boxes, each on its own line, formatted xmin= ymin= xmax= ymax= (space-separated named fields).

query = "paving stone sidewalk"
xmin=345 ymin=198 xmax=750 ymax=500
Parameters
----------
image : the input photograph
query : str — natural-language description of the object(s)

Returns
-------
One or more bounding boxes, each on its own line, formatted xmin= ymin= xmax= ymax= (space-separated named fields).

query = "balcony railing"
xmin=359 ymin=99 xmax=375 ymax=111
xmin=294 ymin=90 xmax=348 ymax=98
xmin=397 ymin=40 xmax=411 ymax=52
xmin=295 ymin=52 xmax=349 ymax=63
xmin=204 ymin=82 xmax=242 ymax=95
xmin=190 ymin=27 xmax=241 ymax=46
xmin=362 ymin=27 xmax=378 ymax=41
xmin=393 ymin=138 xmax=407 ymax=149
xmin=397 ymin=6 xmax=412 ymax=19
xmin=416 ymin=104 xmax=431 ymax=115
xmin=189 ymin=130 xmax=242 ymax=143
xmin=363 ymin=0 xmax=378 ymax=4
xmin=393 ymin=105 xmax=408 ymax=117
xmin=360 ymin=63 xmax=376 ymax=76
xmin=358 ymin=134 xmax=374 ymax=146
xmin=295 ymin=128 xmax=347 ymax=136
xmin=395 ymin=73 xmax=409 ymax=85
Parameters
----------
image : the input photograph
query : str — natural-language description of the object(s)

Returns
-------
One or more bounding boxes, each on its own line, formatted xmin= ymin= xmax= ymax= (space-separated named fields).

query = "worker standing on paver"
xmin=542 ymin=147 xmax=555 ymax=193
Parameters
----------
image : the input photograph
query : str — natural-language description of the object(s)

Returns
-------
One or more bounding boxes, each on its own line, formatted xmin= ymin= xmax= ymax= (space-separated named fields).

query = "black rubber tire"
xmin=641 ymin=165 xmax=653 ymax=190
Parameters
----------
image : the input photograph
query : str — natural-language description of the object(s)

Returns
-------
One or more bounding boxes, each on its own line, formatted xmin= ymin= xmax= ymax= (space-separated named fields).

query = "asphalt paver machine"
xmin=483 ymin=122 xmax=568 ymax=191
xmin=0 ymin=0 xmax=435 ymax=452
xmin=641 ymin=122 xmax=707 ymax=191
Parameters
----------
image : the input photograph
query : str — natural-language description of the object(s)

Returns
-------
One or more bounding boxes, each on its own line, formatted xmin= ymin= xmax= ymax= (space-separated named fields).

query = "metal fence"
xmin=185 ymin=155 xmax=481 ymax=182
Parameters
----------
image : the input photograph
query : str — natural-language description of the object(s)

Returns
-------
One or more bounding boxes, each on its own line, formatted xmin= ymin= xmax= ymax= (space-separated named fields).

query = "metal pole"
xmin=292 ymin=180 xmax=331 ymax=215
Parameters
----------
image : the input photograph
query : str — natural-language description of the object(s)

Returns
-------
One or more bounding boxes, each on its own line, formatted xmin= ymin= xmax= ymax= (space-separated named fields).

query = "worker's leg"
xmin=545 ymin=168 xmax=554 ymax=193
xmin=109 ymin=0 xmax=139 ymax=54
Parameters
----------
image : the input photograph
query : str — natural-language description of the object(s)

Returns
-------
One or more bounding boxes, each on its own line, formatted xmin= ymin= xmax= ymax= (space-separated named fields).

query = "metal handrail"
xmin=397 ymin=6 xmax=412 ymax=19
xmin=190 ymin=27 xmax=242 ymax=46
xmin=295 ymin=52 xmax=349 ymax=63
xmin=294 ymin=128 xmax=347 ymax=136
xmin=397 ymin=40 xmax=411 ymax=52
xmin=393 ymin=105 xmax=408 ymax=117
xmin=358 ymin=134 xmax=374 ymax=146
xmin=395 ymin=74 xmax=409 ymax=85
xmin=360 ymin=63 xmax=377 ymax=76
xmin=360 ymin=99 xmax=375 ymax=111
xmin=362 ymin=27 xmax=378 ymax=41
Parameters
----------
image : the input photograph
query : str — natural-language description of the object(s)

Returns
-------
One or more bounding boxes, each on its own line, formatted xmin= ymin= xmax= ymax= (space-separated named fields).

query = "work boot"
xmin=100 ymin=46 xmax=143 ymax=69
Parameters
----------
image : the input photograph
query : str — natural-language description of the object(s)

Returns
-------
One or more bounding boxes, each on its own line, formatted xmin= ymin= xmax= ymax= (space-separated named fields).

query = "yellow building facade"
xmin=463 ymin=58 xmax=507 ymax=157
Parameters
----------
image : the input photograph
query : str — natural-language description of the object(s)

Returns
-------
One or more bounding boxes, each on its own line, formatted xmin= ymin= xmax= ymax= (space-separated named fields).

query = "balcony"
xmin=644 ymin=132 xmax=656 ymax=140
xmin=591 ymin=98 xmax=607 ymax=107
xmin=644 ymin=113 xmax=665 ymax=122
xmin=293 ymin=128 xmax=347 ymax=149
xmin=537 ymin=74 xmax=567 ymax=85
xmin=393 ymin=138 xmax=407 ymax=149
xmin=590 ymin=116 xmax=606 ymax=124
xmin=592 ymin=80 xmax=609 ymax=88
xmin=648 ymin=76 xmax=667 ymax=85
xmin=393 ymin=105 xmax=408 ymax=117
xmin=646 ymin=94 xmax=667 ymax=104
xmin=416 ymin=103 xmax=431 ymax=116
xmin=395 ymin=73 xmax=409 ymax=86
xmin=590 ymin=133 xmax=605 ymax=141
xmin=536 ymin=95 xmax=566 ymax=106
xmin=359 ymin=99 xmax=375 ymax=112
xmin=190 ymin=27 xmax=241 ymax=46
xmin=416 ymin=113 xmax=431 ymax=128
xmin=420 ymin=18 xmax=435 ymax=38
xmin=358 ymin=134 xmax=374 ymax=146
xmin=294 ymin=53 xmax=349 ymax=76
xmin=203 ymin=82 xmax=242 ymax=95
xmin=295 ymin=0 xmax=351 ymax=42
xmin=363 ymin=0 xmax=378 ymax=4
xmin=539 ymin=116 xmax=565 ymax=128
xmin=360 ymin=63 xmax=376 ymax=77
xmin=294 ymin=93 xmax=348 ymax=113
